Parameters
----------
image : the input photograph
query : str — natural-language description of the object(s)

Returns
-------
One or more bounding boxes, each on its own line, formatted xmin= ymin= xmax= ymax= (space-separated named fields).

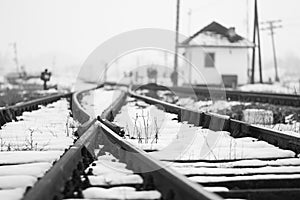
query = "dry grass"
xmin=125 ymin=109 xmax=160 ymax=144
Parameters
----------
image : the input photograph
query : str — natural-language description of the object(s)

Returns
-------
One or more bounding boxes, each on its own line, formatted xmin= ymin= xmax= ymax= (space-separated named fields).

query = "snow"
xmin=113 ymin=99 xmax=180 ymax=151
xmin=0 ymin=188 xmax=25 ymax=200
xmin=87 ymin=164 xmax=134 ymax=176
xmin=86 ymin=153 xmax=134 ymax=176
xmin=150 ymin=128 xmax=295 ymax=161
xmin=80 ymin=88 xmax=122 ymax=117
xmin=35 ymin=88 xmax=58 ymax=94
xmin=82 ymin=187 xmax=161 ymax=199
xmin=0 ymin=99 xmax=76 ymax=151
xmin=0 ymin=75 xmax=5 ymax=83
xmin=243 ymin=109 xmax=273 ymax=124
xmin=0 ymin=151 xmax=63 ymax=165
xmin=189 ymin=31 xmax=254 ymax=47
xmin=164 ymin=158 xmax=300 ymax=168
xmin=176 ymin=98 xmax=249 ymax=113
xmin=203 ymin=187 xmax=229 ymax=192
xmin=81 ymin=152 xmax=161 ymax=199
xmin=0 ymin=162 xmax=51 ymax=177
xmin=88 ymin=174 xmax=143 ymax=186
xmin=239 ymin=83 xmax=298 ymax=94
xmin=170 ymin=165 xmax=300 ymax=176
xmin=258 ymin=123 xmax=300 ymax=135
xmin=189 ymin=174 xmax=300 ymax=183
xmin=0 ymin=175 xmax=36 ymax=189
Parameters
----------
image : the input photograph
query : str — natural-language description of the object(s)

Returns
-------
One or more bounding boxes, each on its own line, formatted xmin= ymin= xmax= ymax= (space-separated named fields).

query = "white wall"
xmin=183 ymin=47 xmax=249 ymax=85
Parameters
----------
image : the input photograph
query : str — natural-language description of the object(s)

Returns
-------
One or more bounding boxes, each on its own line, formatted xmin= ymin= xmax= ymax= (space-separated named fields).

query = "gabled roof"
xmin=181 ymin=21 xmax=254 ymax=48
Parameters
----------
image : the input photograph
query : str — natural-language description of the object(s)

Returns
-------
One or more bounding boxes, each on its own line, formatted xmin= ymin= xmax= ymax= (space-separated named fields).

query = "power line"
xmin=261 ymin=19 xmax=282 ymax=82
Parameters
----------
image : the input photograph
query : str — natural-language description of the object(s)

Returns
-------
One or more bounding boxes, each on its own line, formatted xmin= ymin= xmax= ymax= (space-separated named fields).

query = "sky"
xmin=0 ymin=0 xmax=299 ymax=80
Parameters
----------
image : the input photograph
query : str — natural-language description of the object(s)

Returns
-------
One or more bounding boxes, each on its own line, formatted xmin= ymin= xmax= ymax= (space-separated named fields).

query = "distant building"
xmin=179 ymin=21 xmax=254 ymax=87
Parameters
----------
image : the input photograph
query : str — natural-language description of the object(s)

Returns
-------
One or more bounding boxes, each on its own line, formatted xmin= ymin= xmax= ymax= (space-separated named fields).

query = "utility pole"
xmin=246 ymin=0 xmax=251 ymax=83
xmin=251 ymin=0 xmax=263 ymax=84
xmin=261 ymin=20 xmax=282 ymax=82
xmin=172 ymin=0 xmax=180 ymax=86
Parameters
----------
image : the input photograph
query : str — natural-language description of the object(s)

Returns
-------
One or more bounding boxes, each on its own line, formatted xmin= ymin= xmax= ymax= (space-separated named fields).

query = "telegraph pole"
xmin=261 ymin=20 xmax=282 ymax=82
xmin=173 ymin=0 xmax=180 ymax=86
xmin=251 ymin=0 xmax=263 ymax=84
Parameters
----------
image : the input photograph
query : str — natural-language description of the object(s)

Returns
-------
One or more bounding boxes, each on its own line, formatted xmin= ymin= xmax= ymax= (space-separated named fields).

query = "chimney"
xmin=227 ymin=27 xmax=236 ymax=38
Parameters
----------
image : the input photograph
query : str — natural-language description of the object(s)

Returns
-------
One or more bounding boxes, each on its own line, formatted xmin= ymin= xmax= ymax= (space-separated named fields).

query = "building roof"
xmin=181 ymin=21 xmax=254 ymax=48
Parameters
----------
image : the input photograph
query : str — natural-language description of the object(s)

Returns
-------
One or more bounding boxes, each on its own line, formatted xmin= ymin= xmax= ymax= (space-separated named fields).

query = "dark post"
xmin=256 ymin=0 xmax=263 ymax=83
xmin=173 ymin=0 xmax=180 ymax=86
xmin=251 ymin=0 xmax=263 ymax=84
xmin=40 ymin=69 xmax=51 ymax=90
xmin=251 ymin=0 xmax=257 ymax=84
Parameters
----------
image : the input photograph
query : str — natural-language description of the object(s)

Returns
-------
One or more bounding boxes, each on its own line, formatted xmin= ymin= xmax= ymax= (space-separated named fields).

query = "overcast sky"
xmin=0 ymin=0 xmax=299 ymax=76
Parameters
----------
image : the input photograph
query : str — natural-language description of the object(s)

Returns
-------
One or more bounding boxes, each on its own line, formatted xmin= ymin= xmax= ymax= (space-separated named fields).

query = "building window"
xmin=204 ymin=52 xmax=215 ymax=67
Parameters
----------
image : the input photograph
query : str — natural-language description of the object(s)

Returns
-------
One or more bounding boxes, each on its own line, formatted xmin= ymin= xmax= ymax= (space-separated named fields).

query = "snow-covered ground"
xmin=176 ymin=97 xmax=250 ymax=113
xmin=0 ymin=99 xmax=78 ymax=200
xmin=239 ymin=83 xmax=299 ymax=94
xmin=114 ymin=97 xmax=180 ymax=151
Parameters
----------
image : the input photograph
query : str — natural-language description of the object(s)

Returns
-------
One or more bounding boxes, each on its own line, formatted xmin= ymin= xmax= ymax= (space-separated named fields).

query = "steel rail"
xmin=130 ymin=83 xmax=300 ymax=107
xmin=99 ymin=120 xmax=222 ymax=200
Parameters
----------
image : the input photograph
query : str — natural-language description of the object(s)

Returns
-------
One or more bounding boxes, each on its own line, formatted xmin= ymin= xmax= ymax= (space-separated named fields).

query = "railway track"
xmin=6 ymin=84 xmax=299 ymax=200
xmin=20 ymin=86 xmax=221 ymax=200
xmin=130 ymin=83 xmax=300 ymax=107
xmin=0 ymin=92 xmax=72 ymax=129
xmin=0 ymin=92 xmax=76 ymax=200
xmin=124 ymin=90 xmax=300 ymax=200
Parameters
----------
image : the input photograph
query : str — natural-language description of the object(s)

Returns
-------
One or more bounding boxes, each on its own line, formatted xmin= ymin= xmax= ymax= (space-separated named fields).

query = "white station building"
xmin=179 ymin=21 xmax=254 ymax=87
